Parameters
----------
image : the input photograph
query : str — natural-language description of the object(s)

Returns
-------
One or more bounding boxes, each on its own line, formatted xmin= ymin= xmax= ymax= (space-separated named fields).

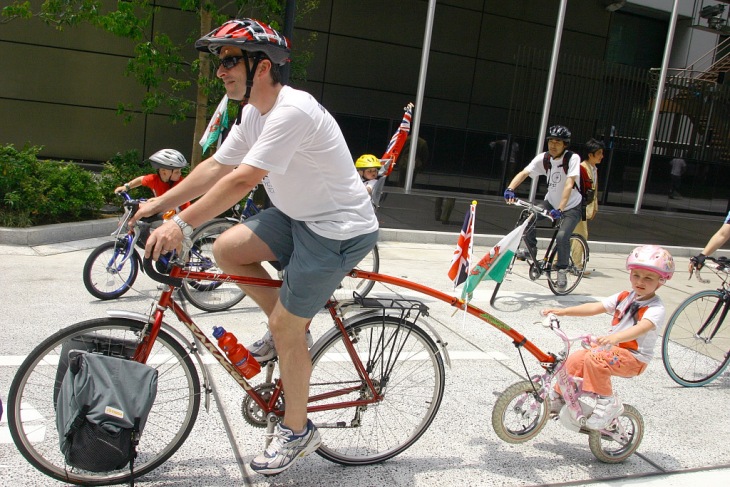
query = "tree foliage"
xmin=1 ymin=1 xmax=319 ymax=164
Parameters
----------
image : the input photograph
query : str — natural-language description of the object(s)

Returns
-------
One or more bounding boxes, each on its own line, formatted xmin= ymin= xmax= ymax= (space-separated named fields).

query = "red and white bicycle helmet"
xmin=626 ymin=245 xmax=675 ymax=281
xmin=195 ymin=19 xmax=291 ymax=66
xmin=148 ymin=149 xmax=188 ymax=170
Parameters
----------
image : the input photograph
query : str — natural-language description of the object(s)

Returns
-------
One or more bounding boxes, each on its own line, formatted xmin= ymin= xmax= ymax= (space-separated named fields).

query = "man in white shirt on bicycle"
xmin=503 ymin=125 xmax=583 ymax=290
xmin=131 ymin=18 xmax=379 ymax=476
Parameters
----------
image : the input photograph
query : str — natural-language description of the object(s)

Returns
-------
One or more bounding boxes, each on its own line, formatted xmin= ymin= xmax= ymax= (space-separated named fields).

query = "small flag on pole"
xmin=461 ymin=219 xmax=529 ymax=301
xmin=448 ymin=201 xmax=477 ymax=288
xmin=200 ymin=95 xmax=230 ymax=153
xmin=381 ymin=102 xmax=414 ymax=176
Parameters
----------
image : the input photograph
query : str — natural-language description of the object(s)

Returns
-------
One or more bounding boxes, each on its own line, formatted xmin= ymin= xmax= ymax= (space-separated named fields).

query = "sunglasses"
xmin=216 ymin=55 xmax=247 ymax=70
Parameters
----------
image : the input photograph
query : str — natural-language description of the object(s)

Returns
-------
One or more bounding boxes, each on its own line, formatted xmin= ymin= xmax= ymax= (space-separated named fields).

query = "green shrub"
xmin=0 ymin=144 xmax=105 ymax=227
xmin=98 ymin=150 xmax=155 ymax=205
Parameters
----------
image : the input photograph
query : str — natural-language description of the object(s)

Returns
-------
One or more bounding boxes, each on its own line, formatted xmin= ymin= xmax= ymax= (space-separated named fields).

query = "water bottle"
xmin=212 ymin=326 xmax=261 ymax=379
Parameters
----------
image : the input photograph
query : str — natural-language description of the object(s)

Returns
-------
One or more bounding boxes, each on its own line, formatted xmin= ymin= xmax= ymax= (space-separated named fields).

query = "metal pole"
xmin=529 ymin=0 xmax=567 ymax=202
xmin=404 ymin=0 xmax=436 ymax=193
xmin=634 ymin=0 xmax=679 ymax=213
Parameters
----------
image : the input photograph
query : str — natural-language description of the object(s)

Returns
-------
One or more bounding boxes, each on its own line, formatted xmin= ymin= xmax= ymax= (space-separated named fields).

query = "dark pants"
xmin=522 ymin=203 xmax=582 ymax=270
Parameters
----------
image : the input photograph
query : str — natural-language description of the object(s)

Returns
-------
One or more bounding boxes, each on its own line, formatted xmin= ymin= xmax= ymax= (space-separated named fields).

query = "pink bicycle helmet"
xmin=626 ymin=245 xmax=675 ymax=281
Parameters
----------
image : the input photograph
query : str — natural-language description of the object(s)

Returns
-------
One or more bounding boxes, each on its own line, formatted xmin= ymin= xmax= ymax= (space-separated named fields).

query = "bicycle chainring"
xmin=528 ymin=263 xmax=541 ymax=281
xmin=241 ymin=383 xmax=283 ymax=428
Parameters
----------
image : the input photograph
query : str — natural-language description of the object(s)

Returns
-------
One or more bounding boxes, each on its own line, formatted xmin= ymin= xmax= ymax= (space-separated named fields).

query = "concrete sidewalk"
xmin=1 ymin=234 xmax=729 ymax=486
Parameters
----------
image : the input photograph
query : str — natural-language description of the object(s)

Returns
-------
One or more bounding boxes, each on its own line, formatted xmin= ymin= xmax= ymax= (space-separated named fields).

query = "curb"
xmin=0 ymin=219 xmax=715 ymax=259
xmin=0 ymin=218 xmax=119 ymax=246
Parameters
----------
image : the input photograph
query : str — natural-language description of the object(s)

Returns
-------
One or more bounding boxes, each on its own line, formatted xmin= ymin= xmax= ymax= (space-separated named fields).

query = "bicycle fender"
xmin=105 ymin=310 xmax=212 ymax=411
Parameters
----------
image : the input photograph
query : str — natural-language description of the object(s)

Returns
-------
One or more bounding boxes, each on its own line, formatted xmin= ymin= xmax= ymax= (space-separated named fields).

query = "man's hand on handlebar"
xmin=549 ymin=208 xmax=563 ymax=220
xmin=689 ymin=253 xmax=706 ymax=272
xmin=145 ymin=220 xmax=184 ymax=261
xmin=504 ymin=188 xmax=516 ymax=204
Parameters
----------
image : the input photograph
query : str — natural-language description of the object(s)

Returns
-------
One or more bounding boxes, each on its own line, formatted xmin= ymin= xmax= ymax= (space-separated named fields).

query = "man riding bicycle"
xmin=130 ymin=18 xmax=379 ymax=476
xmin=503 ymin=125 xmax=583 ymax=291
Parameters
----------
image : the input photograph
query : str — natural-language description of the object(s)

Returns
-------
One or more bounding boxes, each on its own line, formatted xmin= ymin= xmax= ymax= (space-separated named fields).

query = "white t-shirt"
xmin=214 ymin=86 xmax=378 ymax=240
xmin=524 ymin=151 xmax=582 ymax=210
xmin=601 ymin=291 xmax=665 ymax=363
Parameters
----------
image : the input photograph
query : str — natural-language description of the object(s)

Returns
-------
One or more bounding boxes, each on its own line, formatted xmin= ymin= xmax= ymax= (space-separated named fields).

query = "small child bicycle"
xmin=491 ymin=313 xmax=644 ymax=463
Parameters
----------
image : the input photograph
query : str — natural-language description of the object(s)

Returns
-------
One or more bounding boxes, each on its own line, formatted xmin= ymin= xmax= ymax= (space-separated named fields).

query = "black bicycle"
xmin=490 ymin=199 xmax=588 ymax=305
xmin=662 ymin=255 xmax=730 ymax=387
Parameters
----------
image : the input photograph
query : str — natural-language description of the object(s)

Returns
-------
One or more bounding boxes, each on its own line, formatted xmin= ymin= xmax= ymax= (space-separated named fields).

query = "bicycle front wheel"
xmin=332 ymin=244 xmax=379 ymax=301
xmin=547 ymin=234 xmax=588 ymax=295
xmin=309 ymin=314 xmax=445 ymax=465
xmin=182 ymin=219 xmax=245 ymax=312
xmin=8 ymin=318 xmax=200 ymax=485
xmin=82 ymin=240 xmax=139 ymax=300
xmin=662 ymin=290 xmax=730 ymax=387
xmin=491 ymin=380 xmax=549 ymax=443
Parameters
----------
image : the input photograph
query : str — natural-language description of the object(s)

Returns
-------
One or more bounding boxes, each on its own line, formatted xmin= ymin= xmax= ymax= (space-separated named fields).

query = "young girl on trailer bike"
xmin=541 ymin=245 xmax=675 ymax=429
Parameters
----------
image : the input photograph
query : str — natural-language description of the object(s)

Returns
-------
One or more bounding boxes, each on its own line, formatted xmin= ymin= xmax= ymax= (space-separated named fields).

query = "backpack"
xmin=542 ymin=151 xmax=596 ymax=216
xmin=56 ymin=350 xmax=158 ymax=475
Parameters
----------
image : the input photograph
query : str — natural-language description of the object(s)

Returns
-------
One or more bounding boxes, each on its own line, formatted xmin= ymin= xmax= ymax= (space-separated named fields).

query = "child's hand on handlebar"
xmin=541 ymin=308 xmax=565 ymax=317
xmin=593 ymin=334 xmax=618 ymax=347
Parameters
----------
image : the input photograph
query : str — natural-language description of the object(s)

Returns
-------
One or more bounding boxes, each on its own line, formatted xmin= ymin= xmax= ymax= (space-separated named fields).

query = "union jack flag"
xmin=382 ymin=103 xmax=413 ymax=176
xmin=448 ymin=201 xmax=477 ymax=288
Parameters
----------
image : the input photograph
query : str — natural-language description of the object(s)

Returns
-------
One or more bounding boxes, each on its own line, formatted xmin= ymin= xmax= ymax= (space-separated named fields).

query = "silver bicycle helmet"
xmin=148 ymin=149 xmax=188 ymax=170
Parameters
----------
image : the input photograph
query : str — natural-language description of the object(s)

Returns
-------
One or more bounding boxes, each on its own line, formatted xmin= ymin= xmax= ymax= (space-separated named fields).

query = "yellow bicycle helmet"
xmin=355 ymin=154 xmax=382 ymax=169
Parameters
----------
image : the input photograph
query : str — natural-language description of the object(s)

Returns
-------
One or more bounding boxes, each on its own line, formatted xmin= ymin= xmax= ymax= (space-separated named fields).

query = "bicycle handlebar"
xmin=143 ymin=256 xmax=184 ymax=287
xmin=510 ymin=199 xmax=554 ymax=222
xmin=691 ymin=255 xmax=730 ymax=284
xmin=541 ymin=313 xmax=598 ymax=356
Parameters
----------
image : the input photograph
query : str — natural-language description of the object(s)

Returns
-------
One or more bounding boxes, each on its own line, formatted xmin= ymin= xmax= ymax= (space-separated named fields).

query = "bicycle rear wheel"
xmin=332 ymin=244 xmax=379 ymax=301
xmin=8 ymin=318 xmax=200 ymax=485
xmin=309 ymin=314 xmax=445 ymax=465
xmin=588 ymin=404 xmax=644 ymax=463
xmin=182 ymin=219 xmax=245 ymax=312
xmin=662 ymin=290 xmax=730 ymax=387
xmin=82 ymin=240 xmax=139 ymax=300
xmin=547 ymin=234 xmax=587 ymax=295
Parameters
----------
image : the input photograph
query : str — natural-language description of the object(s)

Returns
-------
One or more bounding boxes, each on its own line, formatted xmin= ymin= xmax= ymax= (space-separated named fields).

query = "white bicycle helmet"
xmin=626 ymin=245 xmax=675 ymax=281
xmin=148 ymin=149 xmax=188 ymax=170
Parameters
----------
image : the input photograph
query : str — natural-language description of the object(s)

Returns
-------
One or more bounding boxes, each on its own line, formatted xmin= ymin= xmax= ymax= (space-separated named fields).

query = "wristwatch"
xmin=172 ymin=215 xmax=193 ymax=238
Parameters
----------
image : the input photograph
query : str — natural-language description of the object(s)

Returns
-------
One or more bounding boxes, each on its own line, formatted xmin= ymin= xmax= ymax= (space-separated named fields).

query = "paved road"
xmin=1 ymin=235 xmax=729 ymax=486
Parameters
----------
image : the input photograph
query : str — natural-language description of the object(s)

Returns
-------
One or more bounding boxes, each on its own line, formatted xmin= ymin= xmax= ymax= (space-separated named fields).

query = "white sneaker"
xmin=250 ymin=419 xmax=321 ymax=475
xmin=249 ymin=329 xmax=314 ymax=363
xmin=586 ymin=395 xmax=624 ymax=430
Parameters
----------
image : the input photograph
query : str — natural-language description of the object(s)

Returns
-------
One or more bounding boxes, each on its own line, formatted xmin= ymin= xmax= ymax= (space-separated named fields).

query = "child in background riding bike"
xmin=541 ymin=245 xmax=674 ymax=430
xmin=355 ymin=154 xmax=382 ymax=195
xmin=115 ymin=149 xmax=191 ymax=211
xmin=503 ymin=125 xmax=583 ymax=291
